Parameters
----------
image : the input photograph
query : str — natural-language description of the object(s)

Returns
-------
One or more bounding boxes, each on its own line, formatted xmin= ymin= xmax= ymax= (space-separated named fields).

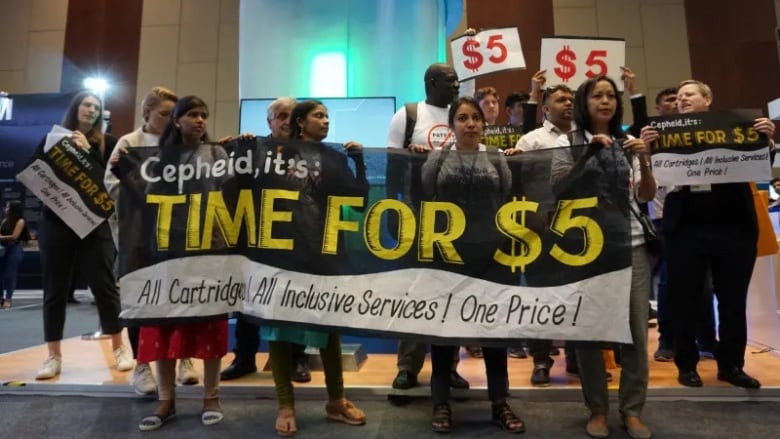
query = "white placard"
xmin=541 ymin=37 xmax=626 ymax=90
xmin=451 ymin=27 xmax=526 ymax=81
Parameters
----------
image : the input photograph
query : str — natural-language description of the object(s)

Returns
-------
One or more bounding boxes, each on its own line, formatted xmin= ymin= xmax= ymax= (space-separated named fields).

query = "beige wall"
xmin=135 ymin=0 xmax=238 ymax=139
xmin=2 ymin=0 xmax=742 ymax=133
xmin=0 ymin=0 xmax=68 ymax=94
xmin=553 ymin=0 xmax=692 ymax=121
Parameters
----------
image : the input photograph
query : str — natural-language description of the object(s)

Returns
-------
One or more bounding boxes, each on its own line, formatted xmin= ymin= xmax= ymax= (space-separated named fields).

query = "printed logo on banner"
xmin=540 ymin=37 xmax=626 ymax=91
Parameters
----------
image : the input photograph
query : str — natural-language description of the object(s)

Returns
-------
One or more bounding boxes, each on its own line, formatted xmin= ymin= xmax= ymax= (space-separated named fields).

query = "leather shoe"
xmin=677 ymin=370 xmax=703 ymax=387
xmin=585 ymin=414 xmax=609 ymax=438
xmin=219 ymin=360 xmax=257 ymax=380
xmin=717 ymin=367 xmax=761 ymax=389
xmin=291 ymin=360 xmax=311 ymax=383
xmin=392 ymin=370 xmax=418 ymax=389
xmin=449 ymin=370 xmax=470 ymax=389
xmin=623 ymin=416 xmax=652 ymax=439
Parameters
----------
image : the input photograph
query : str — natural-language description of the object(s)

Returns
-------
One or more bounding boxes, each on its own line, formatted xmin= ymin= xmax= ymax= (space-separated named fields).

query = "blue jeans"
xmin=1 ymin=242 xmax=23 ymax=300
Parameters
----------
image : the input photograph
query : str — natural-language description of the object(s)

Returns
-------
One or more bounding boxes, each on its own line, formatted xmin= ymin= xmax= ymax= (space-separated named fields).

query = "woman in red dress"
xmin=136 ymin=96 xmax=228 ymax=431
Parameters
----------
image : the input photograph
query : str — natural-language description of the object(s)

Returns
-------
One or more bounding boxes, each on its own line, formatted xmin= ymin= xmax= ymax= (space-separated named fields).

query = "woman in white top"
xmin=552 ymin=76 xmax=655 ymax=439
xmin=104 ymin=86 xmax=199 ymax=396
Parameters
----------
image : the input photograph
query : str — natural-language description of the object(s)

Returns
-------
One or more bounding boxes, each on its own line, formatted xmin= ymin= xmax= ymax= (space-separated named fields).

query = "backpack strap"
xmin=403 ymin=102 xmax=418 ymax=149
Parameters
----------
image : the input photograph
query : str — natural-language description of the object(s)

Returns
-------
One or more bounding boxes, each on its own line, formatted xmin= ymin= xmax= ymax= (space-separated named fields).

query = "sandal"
xmin=325 ymin=398 xmax=366 ymax=426
xmin=431 ymin=403 xmax=452 ymax=433
xmin=138 ymin=403 xmax=176 ymax=432
xmin=275 ymin=406 xmax=297 ymax=437
xmin=201 ymin=398 xmax=223 ymax=426
xmin=491 ymin=401 xmax=525 ymax=434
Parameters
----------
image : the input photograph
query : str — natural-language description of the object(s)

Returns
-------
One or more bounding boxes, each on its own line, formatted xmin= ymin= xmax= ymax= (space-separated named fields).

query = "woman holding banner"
xmin=421 ymin=96 xmax=523 ymax=434
xmin=104 ymin=86 xmax=199 ymax=397
xmin=263 ymin=99 xmax=368 ymax=436
xmin=135 ymin=96 xmax=228 ymax=431
xmin=552 ymin=76 xmax=655 ymax=439
xmin=640 ymin=81 xmax=775 ymax=391
xmin=34 ymin=91 xmax=133 ymax=380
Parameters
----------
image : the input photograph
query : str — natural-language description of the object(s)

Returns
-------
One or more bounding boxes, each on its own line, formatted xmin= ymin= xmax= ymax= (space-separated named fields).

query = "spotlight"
xmin=83 ymin=77 xmax=109 ymax=95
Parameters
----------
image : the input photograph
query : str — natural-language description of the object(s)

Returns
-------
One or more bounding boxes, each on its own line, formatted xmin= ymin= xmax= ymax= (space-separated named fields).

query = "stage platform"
xmin=2 ymin=326 xmax=779 ymax=402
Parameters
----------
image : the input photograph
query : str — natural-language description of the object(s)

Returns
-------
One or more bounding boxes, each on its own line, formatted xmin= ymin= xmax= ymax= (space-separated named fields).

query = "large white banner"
xmin=120 ymin=255 xmax=632 ymax=344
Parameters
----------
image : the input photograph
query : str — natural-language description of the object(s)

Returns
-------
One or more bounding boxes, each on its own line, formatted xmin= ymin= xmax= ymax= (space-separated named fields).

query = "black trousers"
xmin=431 ymin=345 xmax=508 ymax=404
xmin=665 ymin=223 xmax=756 ymax=372
xmin=233 ymin=315 xmax=306 ymax=364
xmin=40 ymin=217 xmax=121 ymax=341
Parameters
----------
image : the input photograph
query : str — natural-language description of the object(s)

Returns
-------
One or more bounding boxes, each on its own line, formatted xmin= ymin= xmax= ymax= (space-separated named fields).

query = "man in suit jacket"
xmin=640 ymin=80 xmax=776 ymax=389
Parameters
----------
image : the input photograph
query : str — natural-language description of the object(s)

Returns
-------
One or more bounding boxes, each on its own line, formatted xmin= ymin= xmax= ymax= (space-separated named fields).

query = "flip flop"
xmin=201 ymin=409 xmax=224 ymax=426
xmin=138 ymin=409 xmax=176 ymax=431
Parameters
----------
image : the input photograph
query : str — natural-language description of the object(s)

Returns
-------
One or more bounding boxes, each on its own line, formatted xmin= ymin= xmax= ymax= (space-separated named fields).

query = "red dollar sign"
xmin=462 ymin=39 xmax=483 ymax=73
xmin=554 ymin=45 xmax=576 ymax=82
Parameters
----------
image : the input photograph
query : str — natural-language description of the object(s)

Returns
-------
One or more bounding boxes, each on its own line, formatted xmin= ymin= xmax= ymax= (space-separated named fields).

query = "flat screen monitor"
xmin=239 ymin=97 xmax=396 ymax=148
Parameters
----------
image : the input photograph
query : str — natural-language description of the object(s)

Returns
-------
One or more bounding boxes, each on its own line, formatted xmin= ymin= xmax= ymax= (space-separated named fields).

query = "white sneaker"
xmin=114 ymin=345 xmax=135 ymax=372
xmin=177 ymin=358 xmax=199 ymax=385
xmin=131 ymin=363 xmax=157 ymax=395
xmin=36 ymin=355 xmax=62 ymax=380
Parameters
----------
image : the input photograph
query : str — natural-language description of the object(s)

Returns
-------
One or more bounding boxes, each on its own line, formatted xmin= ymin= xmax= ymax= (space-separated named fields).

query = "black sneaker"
xmin=653 ymin=347 xmax=674 ymax=362
xmin=508 ymin=347 xmax=527 ymax=359
xmin=219 ymin=359 xmax=257 ymax=381
xmin=291 ymin=360 xmax=311 ymax=383
xmin=449 ymin=370 xmax=470 ymax=389
xmin=530 ymin=363 xmax=551 ymax=387
xmin=392 ymin=370 xmax=418 ymax=389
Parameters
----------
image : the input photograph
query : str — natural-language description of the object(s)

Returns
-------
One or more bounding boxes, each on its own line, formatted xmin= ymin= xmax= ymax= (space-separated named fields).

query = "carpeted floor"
xmin=1 ymin=395 xmax=779 ymax=438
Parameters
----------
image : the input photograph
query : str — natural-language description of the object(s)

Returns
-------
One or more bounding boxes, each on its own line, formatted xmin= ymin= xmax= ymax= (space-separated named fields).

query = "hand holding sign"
xmin=451 ymin=27 xmax=526 ymax=81
xmin=541 ymin=37 xmax=626 ymax=90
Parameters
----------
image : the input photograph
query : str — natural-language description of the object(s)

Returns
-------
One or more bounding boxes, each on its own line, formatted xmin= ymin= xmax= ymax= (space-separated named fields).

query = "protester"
xmin=475 ymin=86 xmax=500 ymax=125
xmin=104 ymin=86 xmax=199 ymax=395
xmin=33 ymin=91 xmax=133 ymax=380
xmin=136 ymin=96 xmax=228 ymax=431
xmin=385 ymin=62 xmax=469 ymax=393
xmin=505 ymin=78 xmax=576 ymax=385
xmin=422 ymin=96 xmax=523 ymax=434
xmin=220 ymin=96 xmax=311 ymax=384
xmin=640 ymin=80 xmax=776 ymax=389
xmin=264 ymin=100 xmax=368 ymax=436
xmin=553 ymin=76 xmax=656 ymax=439
xmin=504 ymin=91 xmax=530 ymax=128
xmin=0 ymin=201 xmax=29 ymax=309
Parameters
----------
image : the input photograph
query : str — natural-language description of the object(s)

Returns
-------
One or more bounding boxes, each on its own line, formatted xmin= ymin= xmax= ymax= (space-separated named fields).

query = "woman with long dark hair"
xmin=104 ymin=86 xmax=200 ymax=395
xmin=135 ymin=96 xmax=228 ymax=431
xmin=552 ymin=76 xmax=655 ymax=439
xmin=263 ymin=99 xmax=368 ymax=436
xmin=35 ymin=91 xmax=133 ymax=380
xmin=421 ymin=96 xmax=522 ymax=434
xmin=0 ymin=201 xmax=29 ymax=309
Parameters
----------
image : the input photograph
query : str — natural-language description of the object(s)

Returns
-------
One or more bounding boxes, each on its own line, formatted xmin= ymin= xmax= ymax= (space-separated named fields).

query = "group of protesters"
xmin=26 ymin=42 xmax=776 ymax=437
